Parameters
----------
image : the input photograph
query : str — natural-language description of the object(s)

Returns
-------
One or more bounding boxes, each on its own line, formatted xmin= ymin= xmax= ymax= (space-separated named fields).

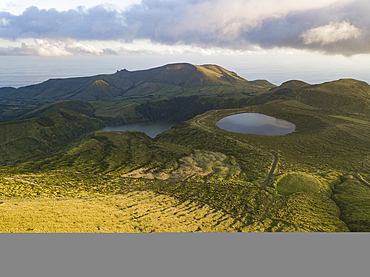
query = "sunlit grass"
xmin=0 ymin=191 xmax=245 ymax=233
xmin=275 ymin=172 xmax=332 ymax=197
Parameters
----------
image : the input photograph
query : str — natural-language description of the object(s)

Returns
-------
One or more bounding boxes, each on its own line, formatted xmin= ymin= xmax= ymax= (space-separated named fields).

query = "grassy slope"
xmin=154 ymin=110 xmax=354 ymax=232
xmin=152 ymin=87 xmax=370 ymax=231
xmin=0 ymin=169 xmax=349 ymax=232
xmin=0 ymin=191 xmax=244 ymax=233
xmin=1 ymin=77 xmax=370 ymax=232
xmin=275 ymin=172 xmax=332 ymax=197
xmin=297 ymin=79 xmax=370 ymax=114
xmin=156 ymin=117 xmax=272 ymax=183
xmin=20 ymin=100 xmax=96 ymax=119
xmin=332 ymin=175 xmax=370 ymax=232
xmin=193 ymin=103 xmax=370 ymax=173
xmin=0 ymin=108 xmax=105 ymax=166
xmin=13 ymin=131 xmax=192 ymax=175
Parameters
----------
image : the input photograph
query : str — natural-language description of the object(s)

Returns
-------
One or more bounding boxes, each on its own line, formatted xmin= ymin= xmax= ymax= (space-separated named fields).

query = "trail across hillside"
xmin=194 ymin=111 xmax=278 ymax=188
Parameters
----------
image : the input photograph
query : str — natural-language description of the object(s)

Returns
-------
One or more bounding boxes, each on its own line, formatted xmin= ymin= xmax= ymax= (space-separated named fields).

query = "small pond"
xmin=99 ymin=121 xmax=174 ymax=138
xmin=216 ymin=113 xmax=295 ymax=136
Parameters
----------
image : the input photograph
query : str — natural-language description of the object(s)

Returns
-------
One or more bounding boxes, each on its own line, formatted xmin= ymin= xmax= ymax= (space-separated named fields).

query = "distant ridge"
xmin=3 ymin=63 xmax=370 ymax=123
xmin=270 ymin=78 xmax=370 ymax=113
xmin=0 ymin=63 xmax=275 ymax=103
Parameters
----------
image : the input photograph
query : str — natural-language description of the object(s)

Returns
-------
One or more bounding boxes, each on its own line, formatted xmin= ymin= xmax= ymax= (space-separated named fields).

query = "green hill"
xmin=267 ymin=78 xmax=370 ymax=117
xmin=20 ymin=100 xmax=96 ymax=119
xmin=17 ymin=131 xmax=191 ymax=175
xmin=0 ymin=107 xmax=104 ymax=166
xmin=278 ymin=80 xmax=310 ymax=90
xmin=1 ymin=63 xmax=275 ymax=104
xmin=297 ymin=79 xmax=369 ymax=111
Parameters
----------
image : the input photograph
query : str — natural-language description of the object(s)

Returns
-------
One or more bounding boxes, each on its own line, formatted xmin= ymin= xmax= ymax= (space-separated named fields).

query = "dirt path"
xmin=194 ymin=110 xmax=278 ymax=188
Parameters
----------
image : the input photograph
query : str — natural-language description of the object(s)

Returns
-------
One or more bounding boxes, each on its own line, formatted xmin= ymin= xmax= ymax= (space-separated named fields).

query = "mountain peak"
xmin=163 ymin=63 xmax=195 ymax=70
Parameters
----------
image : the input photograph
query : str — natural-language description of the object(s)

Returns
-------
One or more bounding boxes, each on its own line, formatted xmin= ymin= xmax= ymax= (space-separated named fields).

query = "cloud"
xmin=121 ymin=0 xmax=353 ymax=45
xmin=241 ymin=0 xmax=370 ymax=55
xmin=0 ymin=5 xmax=125 ymax=40
xmin=301 ymin=21 xmax=361 ymax=45
xmin=0 ymin=39 xmax=118 ymax=56
xmin=1 ymin=0 xmax=370 ymax=56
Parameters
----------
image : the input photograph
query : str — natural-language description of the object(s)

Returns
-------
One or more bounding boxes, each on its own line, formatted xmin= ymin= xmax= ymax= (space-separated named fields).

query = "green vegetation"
xmin=1 ymin=63 xmax=274 ymax=105
xmin=1 ymin=66 xmax=370 ymax=232
xmin=188 ymin=104 xmax=370 ymax=173
xmin=275 ymin=172 xmax=332 ymax=197
xmin=121 ymin=150 xmax=242 ymax=180
xmin=20 ymin=101 xmax=96 ymax=119
xmin=277 ymin=100 xmax=318 ymax=110
xmin=0 ymin=170 xmax=350 ymax=232
xmin=179 ymin=150 xmax=241 ymax=176
xmin=12 ymin=131 xmax=192 ymax=175
xmin=0 ymin=191 xmax=244 ymax=233
xmin=156 ymin=119 xmax=272 ymax=182
xmin=331 ymin=115 xmax=370 ymax=125
xmin=298 ymin=79 xmax=370 ymax=114
xmin=264 ymin=192 xmax=348 ymax=232
xmin=0 ymin=108 xmax=105 ymax=166
xmin=332 ymin=175 xmax=370 ymax=232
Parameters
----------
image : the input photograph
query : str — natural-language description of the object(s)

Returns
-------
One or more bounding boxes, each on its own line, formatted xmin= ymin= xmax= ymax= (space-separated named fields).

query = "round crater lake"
xmin=99 ymin=121 xmax=174 ymax=138
xmin=216 ymin=113 xmax=295 ymax=136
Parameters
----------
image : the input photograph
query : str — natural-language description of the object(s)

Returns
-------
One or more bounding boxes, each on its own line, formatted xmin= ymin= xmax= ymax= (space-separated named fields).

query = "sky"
xmin=1 ymin=0 xmax=370 ymax=86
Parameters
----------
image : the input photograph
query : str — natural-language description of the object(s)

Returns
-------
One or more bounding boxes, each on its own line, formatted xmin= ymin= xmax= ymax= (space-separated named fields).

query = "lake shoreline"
xmin=216 ymin=112 xmax=295 ymax=136
xmin=98 ymin=121 xmax=174 ymax=138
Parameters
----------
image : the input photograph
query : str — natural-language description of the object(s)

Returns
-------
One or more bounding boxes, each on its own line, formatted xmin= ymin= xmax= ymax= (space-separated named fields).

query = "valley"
xmin=0 ymin=63 xmax=369 ymax=232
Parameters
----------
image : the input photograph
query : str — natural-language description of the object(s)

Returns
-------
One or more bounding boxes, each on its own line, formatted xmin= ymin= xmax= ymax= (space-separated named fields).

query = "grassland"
xmin=1 ymin=76 xmax=370 ymax=232
xmin=275 ymin=172 xmax=332 ymax=197
xmin=0 ymin=191 xmax=244 ymax=233
xmin=0 ymin=170 xmax=350 ymax=232
xmin=156 ymin=99 xmax=370 ymax=232
xmin=121 ymin=150 xmax=242 ymax=180
xmin=0 ymin=108 xmax=105 ymax=166
xmin=2 ymin=99 xmax=368 ymax=232
xmin=11 ymin=131 xmax=192 ymax=176
xmin=331 ymin=115 xmax=370 ymax=125
xmin=0 ymin=173 xmax=262 ymax=232
xmin=185 ymin=103 xmax=370 ymax=173
xmin=2 ymin=98 xmax=369 ymax=232
xmin=331 ymin=175 xmax=370 ymax=232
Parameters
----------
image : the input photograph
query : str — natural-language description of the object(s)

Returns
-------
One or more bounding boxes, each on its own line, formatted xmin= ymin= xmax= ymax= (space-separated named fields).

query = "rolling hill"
xmin=270 ymin=78 xmax=370 ymax=115
xmin=0 ymin=63 xmax=275 ymax=103
xmin=16 ymin=131 xmax=192 ymax=175
xmin=0 ymin=105 xmax=105 ymax=166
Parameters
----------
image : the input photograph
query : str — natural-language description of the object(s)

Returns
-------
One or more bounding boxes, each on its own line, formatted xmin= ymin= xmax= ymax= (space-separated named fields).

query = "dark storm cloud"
xmin=1 ymin=0 xmax=370 ymax=56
